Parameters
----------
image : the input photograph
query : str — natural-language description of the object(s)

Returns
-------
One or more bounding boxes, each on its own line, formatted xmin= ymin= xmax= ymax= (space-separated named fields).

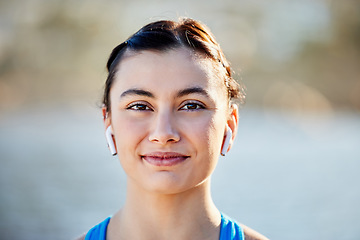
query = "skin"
xmin=107 ymin=48 xmax=235 ymax=195
xmin=77 ymin=47 xmax=268 ymax=240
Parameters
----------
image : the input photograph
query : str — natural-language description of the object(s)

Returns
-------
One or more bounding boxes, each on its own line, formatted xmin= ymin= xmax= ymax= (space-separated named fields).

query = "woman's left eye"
xmin=180 ymin=102 xmax=205 ymax=111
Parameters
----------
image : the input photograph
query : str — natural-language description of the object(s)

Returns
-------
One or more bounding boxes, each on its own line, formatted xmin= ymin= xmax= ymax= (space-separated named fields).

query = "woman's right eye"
xmin=126 ymin=103 xmax=152 ymax=111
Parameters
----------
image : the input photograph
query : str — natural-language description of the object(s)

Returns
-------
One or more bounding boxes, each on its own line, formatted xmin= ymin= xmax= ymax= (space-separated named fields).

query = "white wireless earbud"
xmin=105 ymin=126 xmax=117 ymax=156
xmin=221 ymin=126 xmax=232 ymax=156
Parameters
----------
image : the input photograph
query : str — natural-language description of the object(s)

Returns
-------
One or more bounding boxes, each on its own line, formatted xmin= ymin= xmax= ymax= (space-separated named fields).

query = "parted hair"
xmin=103 ymin=18 xmax=245 ymax=111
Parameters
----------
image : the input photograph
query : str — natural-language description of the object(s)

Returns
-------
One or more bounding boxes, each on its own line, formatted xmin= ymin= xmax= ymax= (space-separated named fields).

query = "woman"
xmin=78 ymin=18 xmax=268 ymax=240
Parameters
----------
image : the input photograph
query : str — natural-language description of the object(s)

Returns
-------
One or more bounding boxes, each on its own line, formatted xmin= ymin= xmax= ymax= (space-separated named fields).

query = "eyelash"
xmin=126 ymin=101 xmax=206 ymax=112
xmin=179 ymin=101 xmax=206 ymax=111
xmin=126 ymin=102 xmax=152 ymax=111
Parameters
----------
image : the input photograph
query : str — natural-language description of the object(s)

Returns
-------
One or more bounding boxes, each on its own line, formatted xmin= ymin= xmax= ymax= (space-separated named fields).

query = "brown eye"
xmin=127 ymin=103 xmax=151 ymax=111
xmin=180 ymin=102 xmax=205 ymax=111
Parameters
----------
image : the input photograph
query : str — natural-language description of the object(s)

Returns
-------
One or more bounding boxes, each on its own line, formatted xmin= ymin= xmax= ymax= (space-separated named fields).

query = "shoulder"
xmin=74 ymin=233 xmax=86 ymax=240
xmin=75 ymin=217 xmax=111 ymax=240
xmin=241 ymin=224 xmax=269 ymax=240
xmin=220 ymin=213 xmax=269 ymax=240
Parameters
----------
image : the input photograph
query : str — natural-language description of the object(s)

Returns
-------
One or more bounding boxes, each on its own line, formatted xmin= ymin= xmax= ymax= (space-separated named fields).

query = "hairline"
xmin=106 ymin=45 xmax=230 ymax=113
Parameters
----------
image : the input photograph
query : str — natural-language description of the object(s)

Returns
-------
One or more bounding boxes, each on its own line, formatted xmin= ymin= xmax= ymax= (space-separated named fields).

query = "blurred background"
xmin=0 ymin=0 xmax=359 ymax=239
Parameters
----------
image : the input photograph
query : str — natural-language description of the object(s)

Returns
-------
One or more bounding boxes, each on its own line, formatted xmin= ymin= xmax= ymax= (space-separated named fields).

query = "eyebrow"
xmin=120 ymin=89 xmax=154 ymax=98
xmin=120 ymin=86 xmax=209 ymax=99
xmin=177 ymin=87 xmax=210 ymax=98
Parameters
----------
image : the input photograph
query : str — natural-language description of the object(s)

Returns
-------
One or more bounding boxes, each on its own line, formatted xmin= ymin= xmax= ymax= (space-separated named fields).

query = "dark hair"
xmin=103 ymin=18 xmax=245 ymax=111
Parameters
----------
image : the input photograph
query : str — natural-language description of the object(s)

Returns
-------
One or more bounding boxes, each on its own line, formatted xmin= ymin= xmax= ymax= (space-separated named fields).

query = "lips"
xmin=142 ymin=152 xmax=189 ymax=167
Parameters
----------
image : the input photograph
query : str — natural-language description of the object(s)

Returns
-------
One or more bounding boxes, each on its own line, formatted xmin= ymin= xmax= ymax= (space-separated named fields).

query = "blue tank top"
xmin=85 ymin=213 xmax=244 ymax=240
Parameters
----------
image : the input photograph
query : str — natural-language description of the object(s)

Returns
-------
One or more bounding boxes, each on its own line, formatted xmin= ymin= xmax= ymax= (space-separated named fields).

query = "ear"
xmin=226 ymin=103 xmax=239 ymax=151
xmin=102 ymin=107 xmax=117 ymax=156
xmin=102 ymin=107 xmax=111 ymax=129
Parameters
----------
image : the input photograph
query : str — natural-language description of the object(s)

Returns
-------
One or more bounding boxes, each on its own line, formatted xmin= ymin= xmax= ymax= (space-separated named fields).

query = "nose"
xmin=148 ymin=110 xmax=180 ymax=144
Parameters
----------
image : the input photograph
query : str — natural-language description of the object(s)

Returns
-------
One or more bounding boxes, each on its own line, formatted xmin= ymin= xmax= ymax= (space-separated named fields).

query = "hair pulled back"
xmin=103 ymin=18 xmax=245 ymax=111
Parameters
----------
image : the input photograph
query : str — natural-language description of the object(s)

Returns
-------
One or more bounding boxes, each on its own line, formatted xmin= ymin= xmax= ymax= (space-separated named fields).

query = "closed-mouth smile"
xmin=141 ymin=152 xmax=189 ymax=167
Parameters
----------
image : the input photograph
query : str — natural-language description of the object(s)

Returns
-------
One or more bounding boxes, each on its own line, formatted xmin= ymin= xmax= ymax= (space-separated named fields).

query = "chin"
xmin=140 ymin=172 xmax=195 ymax=195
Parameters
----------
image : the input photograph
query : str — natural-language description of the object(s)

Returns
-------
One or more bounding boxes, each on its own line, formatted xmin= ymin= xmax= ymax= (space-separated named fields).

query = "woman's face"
xmin=105 ymin=47 xmax=237 ymax=194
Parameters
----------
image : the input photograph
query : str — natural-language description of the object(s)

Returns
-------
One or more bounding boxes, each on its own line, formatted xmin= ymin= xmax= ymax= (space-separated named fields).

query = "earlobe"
xmin=105 ymin=126 xmax=117 ymax=156
xmin=221 ymin=126 xmax=232 ymax=156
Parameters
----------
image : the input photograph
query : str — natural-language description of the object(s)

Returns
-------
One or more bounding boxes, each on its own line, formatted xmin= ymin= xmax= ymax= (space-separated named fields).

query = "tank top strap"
xmin=85 ymin=217 xmax=111 ymax=240
xmin=219 ymin=213 xmax=245 ymax=240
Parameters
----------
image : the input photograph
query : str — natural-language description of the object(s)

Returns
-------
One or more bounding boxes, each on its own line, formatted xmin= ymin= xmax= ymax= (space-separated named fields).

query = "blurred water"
xmin=0 ymin=104 xmax=359 ymax=240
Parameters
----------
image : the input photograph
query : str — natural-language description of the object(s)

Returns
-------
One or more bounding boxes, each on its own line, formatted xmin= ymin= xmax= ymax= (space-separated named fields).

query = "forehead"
xmin=112 ymin=48 xmax=226 ymax=97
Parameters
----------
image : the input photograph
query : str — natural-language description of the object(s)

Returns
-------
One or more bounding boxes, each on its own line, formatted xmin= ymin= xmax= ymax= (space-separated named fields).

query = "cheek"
xmin=180 ymin=114 xmax=224 ymax=154
xmin=112 ymin=114 xmax=149 ymax=151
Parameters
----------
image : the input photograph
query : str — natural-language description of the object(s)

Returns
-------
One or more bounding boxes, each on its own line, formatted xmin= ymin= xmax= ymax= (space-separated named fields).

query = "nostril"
xmin=148 ymin=129 xmax=180 ymax=144
xmin=149 ymin=134 xmax=180 ymax=144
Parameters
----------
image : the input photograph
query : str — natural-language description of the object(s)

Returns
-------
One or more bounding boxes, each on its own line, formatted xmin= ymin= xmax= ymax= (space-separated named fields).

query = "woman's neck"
xmin=107 ymin=178 xmax=221 ymax=240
